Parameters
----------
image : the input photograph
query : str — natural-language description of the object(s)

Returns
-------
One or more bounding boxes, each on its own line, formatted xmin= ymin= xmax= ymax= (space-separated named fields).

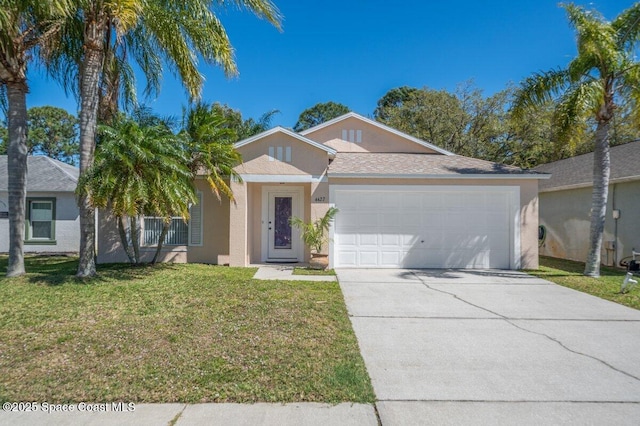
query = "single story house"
xmin=98 ymin=113 xmax=549 ymax=269
xmin=535 ymin=140 xmax=640 ymax=267
xmin=0 ymin=155 xmax=80 ymax=254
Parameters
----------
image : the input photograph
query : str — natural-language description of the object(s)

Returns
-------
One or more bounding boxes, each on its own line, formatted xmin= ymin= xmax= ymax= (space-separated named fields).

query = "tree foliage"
xmin=293 ymin=101 xmax=350 ymax=132
xmin=180 ymin=102 xmax=243 ymax=201
xmin=0 ymin=0 xmax=72 ymax=277
xmin=27 ymin=106 xmax=78 ymax=164
xmin=512 ymin=2 xmax=640 ymax=277
xmin=78 ymin=112 xmax=196 ymax=265
xmin=44 ymin=0 xmax=282 ymax=277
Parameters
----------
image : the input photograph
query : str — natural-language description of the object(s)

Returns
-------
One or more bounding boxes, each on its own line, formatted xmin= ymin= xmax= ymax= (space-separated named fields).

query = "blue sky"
xmin=26 ymin=0 xmax=633 ymax=128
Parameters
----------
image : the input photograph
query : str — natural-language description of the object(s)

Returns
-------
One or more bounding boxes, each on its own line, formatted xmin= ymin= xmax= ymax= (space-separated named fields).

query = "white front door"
xmin=265 ymin=188 xmax=303 ymax=261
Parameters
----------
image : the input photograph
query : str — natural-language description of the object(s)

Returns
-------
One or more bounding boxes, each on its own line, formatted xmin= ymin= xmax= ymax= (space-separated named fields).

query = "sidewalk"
xmin=0 ymin=402 xmax=376 ymax=426
xmin=251 ymin=265 xmax=336 ymax=282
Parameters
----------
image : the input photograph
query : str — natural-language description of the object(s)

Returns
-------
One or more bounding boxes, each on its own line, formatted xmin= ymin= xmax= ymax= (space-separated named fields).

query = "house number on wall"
xmin=314 ymin=197 xmax=325 ymax=202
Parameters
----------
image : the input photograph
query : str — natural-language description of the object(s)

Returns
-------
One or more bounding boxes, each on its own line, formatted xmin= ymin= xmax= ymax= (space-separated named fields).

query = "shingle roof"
xmin=328 ymin=153 xmax=545 ymax=177
xmin=0 ymin=155 xmax=78 ymax=192
xmin=535 ymin=140 xmax=640 ymax=191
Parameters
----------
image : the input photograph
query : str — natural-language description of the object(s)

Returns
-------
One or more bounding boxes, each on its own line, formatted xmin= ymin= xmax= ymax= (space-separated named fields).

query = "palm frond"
xmin=511 ymin=68 xmax=570 ymax=119
xmin=613 ymin=2 xmax=640 ymax=48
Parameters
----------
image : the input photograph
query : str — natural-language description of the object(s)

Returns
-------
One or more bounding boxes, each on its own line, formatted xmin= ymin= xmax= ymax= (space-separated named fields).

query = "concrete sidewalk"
xmin=0 ymin=402 xmax=376 ymax=426
xmin=252 ymin=265 xmax=336 ymax=281
xmin=338 ymin=268 xmax=640 ymax=425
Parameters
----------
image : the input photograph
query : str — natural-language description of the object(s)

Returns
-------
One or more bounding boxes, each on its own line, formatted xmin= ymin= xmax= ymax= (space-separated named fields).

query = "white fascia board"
xmin=234 ymin=126 xmax=336 ymax=156
xmin=300 ymin=112 xmax=455 ymax=156
xmin=239 ymin=174 xmax=328 ymax=183
xmin=328 ymin=173 xmax=550 ymax=180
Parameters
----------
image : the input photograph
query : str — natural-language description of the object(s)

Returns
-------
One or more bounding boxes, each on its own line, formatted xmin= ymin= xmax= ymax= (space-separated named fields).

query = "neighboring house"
xmin=0 ymin=155 xmax=80 ymax=254
xmin=98 ymin=113 xmax=549 ymax=269
xmin=535 ymin=140 xmax=640 ymax=267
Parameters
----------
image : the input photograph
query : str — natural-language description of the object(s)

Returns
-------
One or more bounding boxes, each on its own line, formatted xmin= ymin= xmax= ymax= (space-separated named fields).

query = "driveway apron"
xmin=337 ymin=269 xmax=640 ymax=426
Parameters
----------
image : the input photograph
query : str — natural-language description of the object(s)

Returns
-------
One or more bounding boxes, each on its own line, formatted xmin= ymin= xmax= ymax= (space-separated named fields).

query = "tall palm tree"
xmin=78 ymin=113 xmax=196 ymax=264
xmin=512 ymin=3 xmax=640 ymax=277
xmin=50 ymin=0 xmax=281 ymax=277
xmin=0 ymin=1 xmax=71 ymax=277
xmin=181 ymin=102 xmax=243 ymax=201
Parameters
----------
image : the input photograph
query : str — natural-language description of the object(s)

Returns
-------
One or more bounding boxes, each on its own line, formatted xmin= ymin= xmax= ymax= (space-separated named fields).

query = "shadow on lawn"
xmin=0 ymin=255 xmax=179 ymax=286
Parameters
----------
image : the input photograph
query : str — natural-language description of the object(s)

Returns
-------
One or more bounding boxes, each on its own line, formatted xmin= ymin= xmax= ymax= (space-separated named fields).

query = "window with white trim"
xmin=143 ymin=217 xmax=188 ymax=246
xmin=142 ymin=191 xmax=203 ymax=246
xmin=26 ymin=198 xmax=56 ymax=243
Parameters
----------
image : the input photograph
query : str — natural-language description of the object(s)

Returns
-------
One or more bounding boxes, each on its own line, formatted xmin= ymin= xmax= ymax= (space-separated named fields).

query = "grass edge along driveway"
xmin=527 ymin=256 xmax=640 ymax=311
xmin=0 ymin=256 xmax=374 ymax=404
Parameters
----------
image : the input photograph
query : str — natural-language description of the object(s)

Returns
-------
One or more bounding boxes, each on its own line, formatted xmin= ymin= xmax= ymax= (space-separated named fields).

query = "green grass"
xmin=526 ymin=256 xmax=640 ymax=310
xmin=292 ymin=268 xmax=336 ymax=276
xmin=0 ymin=256 xmax=374 ymax=404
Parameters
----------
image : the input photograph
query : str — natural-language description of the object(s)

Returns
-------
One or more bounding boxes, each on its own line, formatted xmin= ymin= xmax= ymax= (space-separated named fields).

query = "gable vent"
xmin=341 ymin=129 xmax=362 ymax=143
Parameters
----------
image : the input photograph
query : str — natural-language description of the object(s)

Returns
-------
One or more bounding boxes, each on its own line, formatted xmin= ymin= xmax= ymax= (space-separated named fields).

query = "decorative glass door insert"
xmin=274 ymin=197 xmax=292 ymax=249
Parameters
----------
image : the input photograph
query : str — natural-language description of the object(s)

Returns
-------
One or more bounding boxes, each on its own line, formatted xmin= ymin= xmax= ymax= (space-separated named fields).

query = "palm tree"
xmin=78 ymin=113 xmax=196 ymax=264
xmin=50 ymin=0 xmax=281 ymax=277
xmin=181 ymin=102 xmax=243 ymax=201
xmin=0 ymin=1 xmax=71 ymax=277
xmin=512 ymin=3 xmax=640 ymax=277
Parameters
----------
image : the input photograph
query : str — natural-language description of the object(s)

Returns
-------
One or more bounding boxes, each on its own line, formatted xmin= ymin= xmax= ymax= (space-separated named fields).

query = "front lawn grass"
xmin=527 ymin=256 xmax=640 ymax=310
xmin=293 ymin=267 xmax=336 ymax=276
xmin=0 ymin=256 xmax=374 ymax=404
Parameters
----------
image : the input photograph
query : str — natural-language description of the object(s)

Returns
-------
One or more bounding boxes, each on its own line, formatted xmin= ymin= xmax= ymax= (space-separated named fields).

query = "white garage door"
xmin=332 ymin=186 xmax=518 ymax=269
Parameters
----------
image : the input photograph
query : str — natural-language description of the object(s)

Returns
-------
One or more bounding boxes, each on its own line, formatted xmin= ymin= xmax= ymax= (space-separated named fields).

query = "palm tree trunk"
xmin=130 ymin=216 xmax=140 ymax=264
xmin=117 ymin=215 xmax=136 ymax=264
xmin=76 ymin=17 xmax=107 ymax=278
xmin=5 ymin=80 xmax=28 ymax=277
xmin=151 ymin=221 xmax=170 ymax=264
xmin=584 ymin=119 xmax=611 ymax=277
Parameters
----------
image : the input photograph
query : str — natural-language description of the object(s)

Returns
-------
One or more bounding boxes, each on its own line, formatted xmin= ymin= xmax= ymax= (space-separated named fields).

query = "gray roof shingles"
xmin=0 ymin=155 xmax=78 ymax=192
xmin=328 ymin=153 xmax=541 ymax=176
xmin=535 ymin=140 xmax=640 ymax=191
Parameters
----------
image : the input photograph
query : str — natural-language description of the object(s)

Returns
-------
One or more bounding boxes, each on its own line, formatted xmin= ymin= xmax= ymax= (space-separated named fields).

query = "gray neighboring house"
xmin=0 ymin=155 xmax=80 ymax=254
xmin=535 ymin=141 xmax=640 ymax=267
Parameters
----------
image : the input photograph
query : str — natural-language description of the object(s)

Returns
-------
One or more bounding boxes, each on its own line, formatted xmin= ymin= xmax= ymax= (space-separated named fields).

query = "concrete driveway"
xmin=337 ymin=269 xmax=640 ymax=425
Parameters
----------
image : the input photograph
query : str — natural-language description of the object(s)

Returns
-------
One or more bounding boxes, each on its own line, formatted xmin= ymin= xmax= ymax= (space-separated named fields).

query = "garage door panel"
xmin=359 ymin=233 xmax=379 ymax=246
xmin=381 ymin=251 xmax=402 ymax=266
xmin=336 ymin=251 xmax=357 ymax=266
xmin=359 ymin=251 xmax=379 ymax=266
xmin=380 ymin=213 xmax=401 ymax=226
xmin=337 ymin=233 xmax=357 ymax=245
xmin=358 ymin=193 xmax=380 ymax=209
xmin=333 ymin=188 xmax=515 ymax=269
xmin=381 ymin=234 xmax=401 ymax=246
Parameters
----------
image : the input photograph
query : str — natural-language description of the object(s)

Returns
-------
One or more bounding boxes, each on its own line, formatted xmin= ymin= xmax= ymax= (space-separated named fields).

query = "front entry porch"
xmin=229 ymin=179 xmax=329 ymax=267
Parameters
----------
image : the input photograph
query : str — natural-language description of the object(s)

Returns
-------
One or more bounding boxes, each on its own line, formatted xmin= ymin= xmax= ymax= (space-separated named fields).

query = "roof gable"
xmin=300 ymin=112 xmax=454 ymax=155
xmin=234 ymin=126 xmax=336 ymax=155
xmin=0 ymin=156 xmax=78 ymax=192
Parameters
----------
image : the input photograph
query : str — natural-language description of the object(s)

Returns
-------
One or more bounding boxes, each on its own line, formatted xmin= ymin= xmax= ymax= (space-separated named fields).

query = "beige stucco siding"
xmin=187 ymin=179 xmax=230 ymax=264
xmin=304 ymin=116 xmax=438 ymax=154
xmin=97 ymin=179 xmax=230 ymax=264
xmin=235 ymin=133 xmax=329 ymax=176
xmin=329 ymin=177 xmax=540 ymax=269
xmin=539 ymin=181 xmax=640 ymax=266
